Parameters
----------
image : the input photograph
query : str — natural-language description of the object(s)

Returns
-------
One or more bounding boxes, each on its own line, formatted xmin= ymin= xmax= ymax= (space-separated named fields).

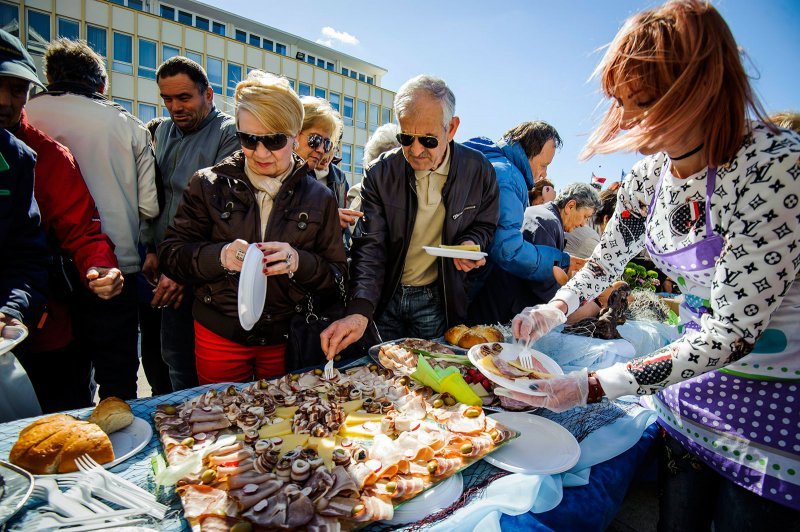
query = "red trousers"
xmin=194 ymin=321 xmax=286 ymax=384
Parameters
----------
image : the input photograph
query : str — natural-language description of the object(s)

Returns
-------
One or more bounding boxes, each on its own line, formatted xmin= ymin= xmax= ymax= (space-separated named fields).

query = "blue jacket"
xmin=0 ymin=128 xmax=49 ymax=324
xmin=461 ymin=137 xmax=569 ymax=280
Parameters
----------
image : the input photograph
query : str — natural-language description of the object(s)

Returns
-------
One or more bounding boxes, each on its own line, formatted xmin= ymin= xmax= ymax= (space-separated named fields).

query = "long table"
xmin=0 ymin=363 xmax=658 ymax=531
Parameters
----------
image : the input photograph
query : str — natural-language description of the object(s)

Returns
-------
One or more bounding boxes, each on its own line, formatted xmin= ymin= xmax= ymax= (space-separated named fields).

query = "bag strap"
xmin=301 ymin=271 xmax=348 ymax=323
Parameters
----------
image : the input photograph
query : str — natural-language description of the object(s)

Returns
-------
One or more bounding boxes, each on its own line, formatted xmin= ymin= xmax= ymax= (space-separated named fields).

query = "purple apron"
xmin=644 ymin=163 xmax=800 ymax=510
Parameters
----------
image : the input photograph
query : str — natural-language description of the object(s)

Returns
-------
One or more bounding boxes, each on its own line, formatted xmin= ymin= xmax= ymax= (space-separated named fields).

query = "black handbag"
xmin=285 ymin=274 xmax=381 ymax=372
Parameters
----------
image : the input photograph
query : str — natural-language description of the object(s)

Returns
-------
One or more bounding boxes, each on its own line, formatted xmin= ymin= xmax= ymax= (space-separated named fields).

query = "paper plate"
xmin=384 ymin=473 xmax=463 ymax=525
xmin=106 ymin=417 xmax=153 ymax=469
xmin=483 ymin=412 xmax=580 ymax=475
xmin=467 ymin=342 xmax=563 ymax=396
xmin=0 ymin=326 xmax=28 ymax=356
xmin=238 ymin=243 xmax=266 ymax=331
xmin=423 ymin=246 xmax=487 ymax=261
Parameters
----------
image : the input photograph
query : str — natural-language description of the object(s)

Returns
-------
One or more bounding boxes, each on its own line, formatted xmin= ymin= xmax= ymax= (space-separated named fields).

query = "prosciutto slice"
xmin=227 ymin=470 xmax=276 ymax=489
xmin=191 ymin=418 xmax=231 ymax=434
xmin=207 ymin=449 xmax=253 ymax=467
xmin=230 ymin=479 xmax=283 ymax=510
xmin=178 ymin=484 xmax=237 ymax=521
xmin=328 ymin=465 xmax=359 ymax=498
xmin=354 ymin=495 xmax=393 ymax=522
xmin=446 ymin=405 xmax=486 ymax=435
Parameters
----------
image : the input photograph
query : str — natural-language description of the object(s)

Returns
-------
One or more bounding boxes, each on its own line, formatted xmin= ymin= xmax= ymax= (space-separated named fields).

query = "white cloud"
xmin=315 ymin=38 xmax=334 ymax=47
xmin=320 ymin=26 xmax=359 ymax=46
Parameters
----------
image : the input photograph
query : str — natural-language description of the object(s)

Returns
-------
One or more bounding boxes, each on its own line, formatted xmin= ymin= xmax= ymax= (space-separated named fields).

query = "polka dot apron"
xmin=645 ymin=165 xmax=800 ymax=509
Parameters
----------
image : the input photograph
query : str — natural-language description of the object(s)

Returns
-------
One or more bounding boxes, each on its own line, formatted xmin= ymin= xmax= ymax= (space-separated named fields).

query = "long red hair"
xmin=581 ymin=0 xmax=772 ymax=167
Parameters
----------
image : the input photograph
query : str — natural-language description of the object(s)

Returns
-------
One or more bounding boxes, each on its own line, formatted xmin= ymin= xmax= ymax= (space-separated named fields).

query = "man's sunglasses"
xmin=236 ymin=131 xmax=289 ymax=151
xmin=396 ymin=133 xmax=439 ymax=149
xmin=306 ymin=133 xmax=333 ymax=153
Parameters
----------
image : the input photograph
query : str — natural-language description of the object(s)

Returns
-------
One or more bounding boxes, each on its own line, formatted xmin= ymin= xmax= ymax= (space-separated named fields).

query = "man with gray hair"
xmin=322 ymin=75 xmax=499 ymax=357
xmin=471 ymin=182 xmax=601 ymax=323
xmin=26 ymin=38 xmax=159 ymax=400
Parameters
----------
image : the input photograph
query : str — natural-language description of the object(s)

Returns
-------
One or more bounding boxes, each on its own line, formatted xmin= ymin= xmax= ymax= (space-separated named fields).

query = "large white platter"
xmin=105 ymin=417 xmax=153 ymax=469
xmin=0 ymin=460 xmax=33 ymax=525
xmin=423 ymin=246 xmax=487 ymax=260
xmin=467 ymin=342 xmax=563 ymax=396
xmin=483 ymin=412 xmax=580 ymax=475
xmin=385 ymin=472 xmax=463 ymax=525
xmin=238 ymin=243 xmax=267 ymax=331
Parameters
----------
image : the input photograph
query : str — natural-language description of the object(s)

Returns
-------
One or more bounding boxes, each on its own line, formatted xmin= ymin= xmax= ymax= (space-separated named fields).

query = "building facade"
xmin=1 ymin=0 xmax=395 ymax=184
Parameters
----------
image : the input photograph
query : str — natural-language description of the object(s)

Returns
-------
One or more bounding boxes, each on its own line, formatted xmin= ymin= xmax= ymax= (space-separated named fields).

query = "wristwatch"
xmin=587 ymin=371 xmax=606 ymax=404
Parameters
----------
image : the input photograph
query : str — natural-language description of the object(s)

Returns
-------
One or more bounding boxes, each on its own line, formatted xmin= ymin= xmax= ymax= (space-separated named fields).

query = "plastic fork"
xmin=518 ymin=338 xmax=534 ymax=370
xmin=33 ymin=509 xmax=149 ymax=532
xmin=32 ymin=479 xmax=95 ymax=517
xmin=323 ymin=357 xmax=335 ymax=379
xmin=74 ymin=454 xmax=159 ymax=504
xmin=57 ymin=476 xmax=165 ymax=520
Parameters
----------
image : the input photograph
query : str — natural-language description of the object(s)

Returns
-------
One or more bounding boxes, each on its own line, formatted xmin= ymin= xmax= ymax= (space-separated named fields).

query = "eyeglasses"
xmin=305 ymin=133 xmax=333 ymax=153
xmin=236 ymin=131 xmax=289 ymax=151
xmin=396 ymin=133 xmax=439 ymax=149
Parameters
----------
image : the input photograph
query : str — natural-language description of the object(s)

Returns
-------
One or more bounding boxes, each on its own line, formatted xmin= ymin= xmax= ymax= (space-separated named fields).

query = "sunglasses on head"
xmin=305 ymin=133 xmax=333 ymax=153
xmin=236 ymin=131 xmax=289 ymax=151
xmin=396 ymin=132 xmax=439 ymax=149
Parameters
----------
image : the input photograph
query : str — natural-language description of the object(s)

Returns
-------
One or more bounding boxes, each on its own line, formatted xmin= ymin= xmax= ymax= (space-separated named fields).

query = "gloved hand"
xmin=512 ymin=303 xmax=567 ymax=343
xmin=495 ymin=368 xmax=590 ymax=413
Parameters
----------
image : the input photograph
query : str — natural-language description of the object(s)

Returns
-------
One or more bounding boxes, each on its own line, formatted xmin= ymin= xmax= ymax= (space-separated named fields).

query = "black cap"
xmin=0 ymin=29 xmax=45 ymax=88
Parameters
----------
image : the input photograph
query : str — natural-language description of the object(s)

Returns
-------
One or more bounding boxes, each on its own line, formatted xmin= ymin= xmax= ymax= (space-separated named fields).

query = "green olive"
xmin=427 ymin=460 xmax=438 ymax=474
xmin=368 ymin=364 xmax=378 ymax=371
xmin=163 ymin=405 xmax=177 ymax=415
xmin=489 ymin=428 xmax=500 ymax=442
xmin=397 ymin=376 xmax=409 ymax=386
xmin=227 ymin=385 xmax=237 ymax=396
xmin=352 ymin=504 xmax=365 ymax=517
xmin=432 ymin=398 xmax=444 ymax=408
xmin=460 ymin=442 xmax=474 ymax=455
xmin=209 ymin=389 xmax=217 ymax=397
xmin=314 ymin=368 xmax=323 ymax=376
xmin=181 ymin=437 xmax=195 ymax=447
xmin=258 ymin=379 xmax=269 ymax=389
xmin=230 ymin=523 xmax=253 ymax=532
xmin=443 ymin=396 xmax=456 ymax=406
xmin=385 ymin=481 xmax=397 ymax=494
xmin=464 ymin=407 xmax=482 ymax=418
xmin=290 ymin=373 xmax=300 ymax=381
xmin=200 ymin=469 xmax=217 ymax=484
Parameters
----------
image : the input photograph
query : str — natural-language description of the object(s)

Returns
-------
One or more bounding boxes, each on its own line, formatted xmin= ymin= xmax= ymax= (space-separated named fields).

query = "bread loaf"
xmin=89 ymin=397 xmax=134 ymax=434
xmin=445 ymin=324 xmax=504 ymax=349
xmin=9 ymin=414 xmax=114 ymax=474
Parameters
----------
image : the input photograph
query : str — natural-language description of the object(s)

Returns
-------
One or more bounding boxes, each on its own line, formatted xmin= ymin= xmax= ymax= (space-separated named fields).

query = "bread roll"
xmin=9 ymin=414 xmax=115 ymax=474
xmin=445 ymin=324 xmax=505 ymax=349
xmin=89 ymin=397 xmax=134 ymax=434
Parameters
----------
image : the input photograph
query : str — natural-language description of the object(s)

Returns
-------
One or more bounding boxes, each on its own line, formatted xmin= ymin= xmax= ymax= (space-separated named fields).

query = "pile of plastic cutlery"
xmin=29 ymin=454 xmax=168 ymax=531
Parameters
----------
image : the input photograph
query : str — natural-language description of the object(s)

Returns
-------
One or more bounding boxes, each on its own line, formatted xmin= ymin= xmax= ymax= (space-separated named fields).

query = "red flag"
xmin=591 ymin=173 xmax=606 ymax=189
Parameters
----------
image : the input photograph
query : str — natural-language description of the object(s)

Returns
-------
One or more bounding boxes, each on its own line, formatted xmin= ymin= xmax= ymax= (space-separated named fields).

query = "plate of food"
xmin=423 ymin=245 xmax=487 ymax=261
xmin=467 ymin=342 xmax=563 ymax=396
xmin=8 ymin=397 xmax=152 ymax=475
xmin=0 ymin=460 xmax=33 ymax=525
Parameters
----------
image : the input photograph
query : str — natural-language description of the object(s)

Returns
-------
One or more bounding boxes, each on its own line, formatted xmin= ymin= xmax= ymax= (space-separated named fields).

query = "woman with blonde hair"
xmin=158 ymin=71 xmax=346 ymax=384
xmin=509 ymin=0 xmax=800 ymax=525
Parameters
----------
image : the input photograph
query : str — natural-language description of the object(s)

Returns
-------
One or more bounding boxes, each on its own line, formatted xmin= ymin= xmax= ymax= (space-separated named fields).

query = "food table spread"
xmin=0 ymin=355 xmax=657 ymax=531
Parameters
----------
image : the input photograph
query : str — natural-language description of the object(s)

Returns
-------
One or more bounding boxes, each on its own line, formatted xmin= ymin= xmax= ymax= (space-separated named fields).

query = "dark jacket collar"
xmin=213 ymin=150 xmax=309 ymax=190
xmin=41 ymin=81 xmax=107 ymax=101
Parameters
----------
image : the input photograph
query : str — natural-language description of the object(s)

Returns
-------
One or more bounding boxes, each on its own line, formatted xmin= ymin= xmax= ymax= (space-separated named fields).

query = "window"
xmin=326 ymin=62 xmax=334 ymax=72
xmin=288 ymin=79 xmax=295 ymax=91
xmin=341 ymin=67 xmax=349 ymax=77
xmin=86 ymin=25 xmax=107 ymax=56
xmin=138 ymin=38 xmax=157 ymax=79
xmin=369 ymin=103 xmax=379 ymax=133
xmin=160 ymin=6 xmax=174 ymax=20
xmin=356 ymin=99 xmax=367 ymax=129
xmin=26 ymin=9 xmax=50 ymax=51
xmin=112 ymin=32 xmax=133 ymax=74
xmin=113 ymin=98 xmax=133 ymax=113
xmin=306 ymin=54 xmax=315 ymax=65
xmin=262 ymin=39 xmax=273 ymax=52
xmin=355 ymin=146 xmax=364 ymax=175
xmin=298 ymin=83 xmax=311 ymax=97
xmin=162 ymin=107 xmax=170 ymax=117
xmin=316 ymin=58 xmax=325 ymax=68
xmin=349 ymin=71 xmax=357 ymax=79
xmin=57 ymin=17 xmax=79 ymax=40
xmin=340 ymin=144 xmax=352 ymax=173
xmin=212 ymin=22 xmax=225 ymax=36
xmin=186 ymin=50 xmax=202 ymax=65
xmin=343 ymin=96 xmax=354 ymax=127
xmin=314 ymin=87 xmax=326 ymax=99
xmin=162 ymin=44 xmax=180 ymax=63
xmin=195 ymin=16 xmax=209 ymax=31
xmin=138 ymin=103 xmax=156 ymax=124
xmin=207 ymin=57 xmax=223 ymax=94
xmin=329 ymin=92 xmax=340 ymax=113
xmin=178 ymin=10 xmax=192 ymax=26
xmin=367 ymin=76 xmax=374 ymax=85
xmin=227 ymin=63 xmax=242 ymax=97
xmin=235 ymin=29 xmax=246 ymax=43
xmin=128 ymin=0 xmax=143 ymax=10
xmin=358 ymin=73 xmax=366 ymax=82
xmin=249 ymin=34 xmax=260 ymax=47
xmin=382 ymin=107 xmax=391 ymax=125
xmin=275 ymin=43 xmax=286 ymax=55
xmin=0 ymin=2 xmax=19 ymax=37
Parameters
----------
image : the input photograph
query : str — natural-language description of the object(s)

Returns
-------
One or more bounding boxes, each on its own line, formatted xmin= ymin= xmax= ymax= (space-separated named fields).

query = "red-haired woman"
xmin=509 ymin=0 xmax=800 ymax=526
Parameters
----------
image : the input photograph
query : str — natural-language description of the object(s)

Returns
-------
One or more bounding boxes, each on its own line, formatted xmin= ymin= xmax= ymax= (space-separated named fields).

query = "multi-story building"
xmin=1 ymin=0 xmax=395 ymax=184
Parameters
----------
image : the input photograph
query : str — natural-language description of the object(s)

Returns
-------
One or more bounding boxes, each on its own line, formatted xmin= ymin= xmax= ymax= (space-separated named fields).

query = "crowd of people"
xmin=0 ymin=0 xmax=798 ymax=526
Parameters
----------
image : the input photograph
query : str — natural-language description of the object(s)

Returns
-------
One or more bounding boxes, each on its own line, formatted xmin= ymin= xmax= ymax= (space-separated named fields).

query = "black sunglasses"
xmin=236 ymin=131 xmax=289 ymax=151
xmin=396 ymin=133 xmax=439 ymax=149
xmin=306 ymin=133 xmax=333 ymax=153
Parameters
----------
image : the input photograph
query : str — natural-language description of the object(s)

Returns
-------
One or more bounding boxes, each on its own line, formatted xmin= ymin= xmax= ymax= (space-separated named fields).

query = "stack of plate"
xmin=237 ymin=244 xmax=267 ymax=331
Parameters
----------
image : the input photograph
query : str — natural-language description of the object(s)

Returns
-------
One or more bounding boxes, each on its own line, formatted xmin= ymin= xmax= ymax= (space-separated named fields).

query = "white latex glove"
xmin=495 ymin=368 xmax=590 ymax=413
xmin=511 ymin=303 xmax=567 ymax=343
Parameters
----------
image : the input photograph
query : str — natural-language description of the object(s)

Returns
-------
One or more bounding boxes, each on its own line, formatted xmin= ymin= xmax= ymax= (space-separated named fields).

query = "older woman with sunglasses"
xmin=158 ymin=71 xmax=347 ymax=384
xmin=508 ymin=0 xmax=799 ymax=526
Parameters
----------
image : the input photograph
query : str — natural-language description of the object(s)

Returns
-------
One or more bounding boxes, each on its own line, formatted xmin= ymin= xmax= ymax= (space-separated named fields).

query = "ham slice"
xmin=346 ymin=462 xmax=377 ymax=489
xmin=216 ymin=459 xmax=254 ymax=477
xmin=446 ymin=405 xmax=486 ymax=435
xmin=328 ymin=465 xmax=358 ymax=498
xmin=227 ymin=470 xmax=276 ymax=489
xmin=230 ymin=478 xmax=283 ymax=510
xmin=207 ymin=449 xmax=253 ymax=467
xmin=178 ymin=484 xmax=237 ymax=521
xmin=191 ymin=418 xmax=231 ymax=434
xmin=354 ymin=495 xmax=393 ymax=522
xmin=188 ymin=405 xmax=225 ymax=422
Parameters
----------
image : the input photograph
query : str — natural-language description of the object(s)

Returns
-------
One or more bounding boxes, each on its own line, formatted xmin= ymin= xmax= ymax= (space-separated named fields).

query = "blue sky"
xmin=204 ymin=0 xmax=799 ymax=190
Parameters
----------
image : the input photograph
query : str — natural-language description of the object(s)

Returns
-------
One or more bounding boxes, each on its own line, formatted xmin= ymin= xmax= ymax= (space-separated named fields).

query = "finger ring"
xmin=235 ymin=249 xmax=246 ymax=262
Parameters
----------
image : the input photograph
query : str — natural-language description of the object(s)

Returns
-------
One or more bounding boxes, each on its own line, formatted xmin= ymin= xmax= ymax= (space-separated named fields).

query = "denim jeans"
xmin=161 ymin=293 xmax=198 ymax=391
xmin=375 ymin=283 xmax=447 ymax=342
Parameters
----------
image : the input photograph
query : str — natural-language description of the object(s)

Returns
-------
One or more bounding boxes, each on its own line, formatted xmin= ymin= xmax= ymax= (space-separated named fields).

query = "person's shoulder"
xmin=18 ymin=121 xmax=74 ymax=164
xmin=454 ymin=141 xmax=496 ymax=176
xmin=364 ymin=147 xmax=403 ymax=180
xmin=0 ymin=128 xmax=36 ymax=163
xmin=737 ymin=122 xmax=800 ymax=167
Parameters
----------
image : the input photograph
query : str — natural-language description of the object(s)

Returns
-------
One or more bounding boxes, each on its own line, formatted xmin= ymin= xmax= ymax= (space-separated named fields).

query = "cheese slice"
xmin=306 ymin=436 xmax=337 ymax=468
xmin=258 ymin=418 xmax=292 ymax=438
xmin=475 ymin=355 xmax=503 ymax=378
xmin=340 ymin=423 xmax=382 ymax=439
xmin=274 ymin=406 xmax=298 ymax=419
xmin=344 ymin=412 xmax=386 ymax=426
xmin=441 ymin=244 xmax=480 ymax=252
xmin=278 ymin=434 xmax=309 ymax=457
xmin=340 ymin=399 xmax=364 ymax=415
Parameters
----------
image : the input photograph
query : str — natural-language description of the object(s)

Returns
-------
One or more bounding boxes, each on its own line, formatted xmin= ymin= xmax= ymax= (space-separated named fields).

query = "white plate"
xmin=105 ymin=417 xmax=153 ymax=469
xmin=423 ymin=246 xmax=487 ymax=260
xmin=0 ymin=326 xmax=28 ymax=356
xmin=238 ymin=243 xmax=266 ymax=331
xmin=384 ymin=473 xmax=463 ymax=525
xmin=467 ymin=342 xmax=563 ymax=396
xmin=483 ymin=412 xmax=580 ymax=475
xmin=0 ymin=460 xmax=33 ymax=525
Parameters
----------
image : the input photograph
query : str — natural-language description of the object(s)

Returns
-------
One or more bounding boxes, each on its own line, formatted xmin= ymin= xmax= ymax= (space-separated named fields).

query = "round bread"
xmin=473 ymin=325 xmax=504 ymax=343
xmin=89 ymin=397 xmax=134 ymax=434
xmin=9 ymin=414 xmax=115 ymax=474
xmin=444 ymin=325 xmax=470 ymax=346
xmin=445 ymin=324 xmax=505 ymax=348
